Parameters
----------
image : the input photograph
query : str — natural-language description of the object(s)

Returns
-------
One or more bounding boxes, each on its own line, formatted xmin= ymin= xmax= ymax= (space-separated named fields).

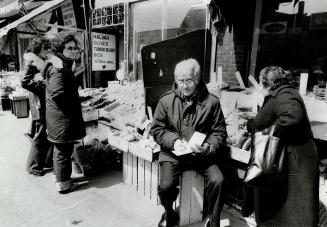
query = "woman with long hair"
xmin=21 ymin=37 xmax=53 ymax=176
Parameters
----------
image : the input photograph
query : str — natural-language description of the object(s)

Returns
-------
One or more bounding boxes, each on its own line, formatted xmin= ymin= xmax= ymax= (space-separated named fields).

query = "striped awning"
xmin=0 ymin=0 xmax=44 ymax=19
xmin=0 ymin=0 xmax=64 ymax=37
xmin=0 ymin=0 xmax=22 ymax=18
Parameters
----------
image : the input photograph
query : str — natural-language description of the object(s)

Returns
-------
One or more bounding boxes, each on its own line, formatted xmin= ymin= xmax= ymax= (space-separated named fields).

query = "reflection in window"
xmin=255 ymin=0 xmax=327 ymax=90
xmin=129 ymin=0 xmax=206 ymax=80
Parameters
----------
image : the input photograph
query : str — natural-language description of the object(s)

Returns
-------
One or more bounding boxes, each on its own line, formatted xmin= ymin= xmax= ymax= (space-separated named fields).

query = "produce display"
xmin=207 ymin=83 xmax=256 ymax=149
xmin=79 ymin=82 xmax=259 ymax=155
xmin=79 ymin=81 xmax=158 ymax=155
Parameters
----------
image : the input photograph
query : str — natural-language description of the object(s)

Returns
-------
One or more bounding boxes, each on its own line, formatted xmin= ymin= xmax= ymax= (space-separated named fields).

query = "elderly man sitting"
xmin=150 ymin=58 xmax=227 ymax=227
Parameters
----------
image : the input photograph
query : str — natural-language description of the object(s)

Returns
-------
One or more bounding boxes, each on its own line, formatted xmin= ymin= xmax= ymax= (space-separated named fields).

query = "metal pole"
xmin=82 ymin=0 xmax=91 ymax=88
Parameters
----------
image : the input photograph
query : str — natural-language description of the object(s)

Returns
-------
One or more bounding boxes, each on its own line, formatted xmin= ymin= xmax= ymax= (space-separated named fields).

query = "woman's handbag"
xmin=243 ymin=124 xmax=286 ymax=183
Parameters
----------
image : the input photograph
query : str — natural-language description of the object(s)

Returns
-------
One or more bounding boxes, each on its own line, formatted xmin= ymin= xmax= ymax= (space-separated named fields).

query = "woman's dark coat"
xmin=44 ymin=54 xmax=85 ymax=143
xmin=150 ymin=80 xmax=227 ymax=163
xmin=246 ymin=85 xmax=319 ymax=226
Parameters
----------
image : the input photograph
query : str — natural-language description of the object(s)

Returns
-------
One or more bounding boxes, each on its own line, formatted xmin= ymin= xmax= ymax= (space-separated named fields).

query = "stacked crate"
xmin=9 ymin=94 xmax=29 ymax=118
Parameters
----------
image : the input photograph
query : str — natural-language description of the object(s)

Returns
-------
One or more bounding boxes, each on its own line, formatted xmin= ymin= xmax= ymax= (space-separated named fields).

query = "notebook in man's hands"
xmin=172 ymin=131 xmax=206 ymax=156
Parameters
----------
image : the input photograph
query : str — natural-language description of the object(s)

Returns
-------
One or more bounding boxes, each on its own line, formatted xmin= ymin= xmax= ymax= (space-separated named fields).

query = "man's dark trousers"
xmin=158 ymin=159 xmax=225 ymax=227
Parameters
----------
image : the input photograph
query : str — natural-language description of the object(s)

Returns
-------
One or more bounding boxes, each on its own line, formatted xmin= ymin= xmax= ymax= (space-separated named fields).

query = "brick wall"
xmin=213 ymin=0 xmax=255 ymax=87
xmin=216 ymin=30 xmax=247 ymax=87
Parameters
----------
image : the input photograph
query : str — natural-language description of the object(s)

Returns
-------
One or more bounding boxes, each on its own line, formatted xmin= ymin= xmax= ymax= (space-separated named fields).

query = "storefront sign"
xmin=261 ymin=21 xmax=287 ymax=34
xmin=310 ymin=12 xmax=327 ymax=30
xmin=92 ymin=32 xmax=116 ymax=71
xmin=92 ymin=3 xmax=125 ymax=28
xmin=60 ymin=0 xmax=76 ymax=27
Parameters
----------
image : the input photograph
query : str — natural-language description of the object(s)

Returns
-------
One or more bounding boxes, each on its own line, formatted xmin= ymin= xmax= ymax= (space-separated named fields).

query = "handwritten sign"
xmin=92 ymin=32 xmax=116 ymax=71
xmin=61 ymin=0 xmax=76 ymax=27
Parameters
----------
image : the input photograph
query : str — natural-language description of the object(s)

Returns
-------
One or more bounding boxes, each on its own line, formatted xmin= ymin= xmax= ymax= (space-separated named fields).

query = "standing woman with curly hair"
xmin=244 ymin=66 xmax=319 ymax=226
xmin=21 ymin=37 xmax=53 ymax=176
xmin=44 ymin=34 xmax=86 ymax=193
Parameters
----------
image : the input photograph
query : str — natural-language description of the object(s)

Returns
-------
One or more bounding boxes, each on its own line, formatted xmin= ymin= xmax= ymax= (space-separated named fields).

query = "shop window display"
xmin=255 ymin=0 xmax=327 ymax=92
xmin=129 ymin=0 xmax=206 ymax=80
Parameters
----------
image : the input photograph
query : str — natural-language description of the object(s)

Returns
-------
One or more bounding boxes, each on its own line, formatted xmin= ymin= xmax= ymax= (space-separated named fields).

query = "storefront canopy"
xmin=0 ymin=0 xmax=44 ymax=19
xmin=0 ymin=0 xmax=64 ymax=38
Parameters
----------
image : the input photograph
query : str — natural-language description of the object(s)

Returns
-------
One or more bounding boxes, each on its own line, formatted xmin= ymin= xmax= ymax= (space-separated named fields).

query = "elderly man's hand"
xmin=191 ymin=143 xmax=212 ymax=156
xmin=173 ymin=139 xmax=187 ymax=153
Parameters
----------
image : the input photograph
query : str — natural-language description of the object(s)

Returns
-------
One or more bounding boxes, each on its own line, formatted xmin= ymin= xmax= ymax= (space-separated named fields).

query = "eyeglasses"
xmin=65 ymin=46 xmax=79 ymax=51
xmin=177 ymin=79 xmax=195 ymax=86
xmin=42 ymin=46 xmax=50 ymax=50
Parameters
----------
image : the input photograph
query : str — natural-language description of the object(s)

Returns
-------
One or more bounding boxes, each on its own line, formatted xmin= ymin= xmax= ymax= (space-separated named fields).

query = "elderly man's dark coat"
xmin=247 ymin=85 xmax=319 ymax=226
xmin=150 ymin=80 xmax=227 ymax=163
xmin=44 ymin=54 xmax=85 ymax=143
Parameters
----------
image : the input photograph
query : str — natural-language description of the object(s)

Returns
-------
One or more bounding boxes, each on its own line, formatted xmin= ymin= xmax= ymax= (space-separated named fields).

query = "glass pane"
xmin=165 ymin=0 xmax=205 ymax=39
xmin=129 ymin=0 xmax=163 ymax=80
xmin=255 ymin=0 xmax=327 ymax=90
xmin=129 ymin=0 xmax=205 ymax=80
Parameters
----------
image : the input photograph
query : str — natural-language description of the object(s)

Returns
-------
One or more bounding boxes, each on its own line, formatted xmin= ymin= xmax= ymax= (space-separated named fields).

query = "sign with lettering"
xmin=92 ymin=32 xmax=116 ymax=71
xmin=61 ymin=0 xmax=76 ymax=27
xmin=92 ymin=3 xmax=125 ymax=28
xmin=261 ymin=21 xmax=287 ymax=34
xmin=310 ymin=12 xmax=327 ymax=30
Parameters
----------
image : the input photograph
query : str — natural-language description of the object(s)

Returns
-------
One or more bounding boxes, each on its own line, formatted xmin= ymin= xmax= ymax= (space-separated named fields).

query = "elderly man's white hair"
xmin=174 ymin=58 xmax=201 ymax=81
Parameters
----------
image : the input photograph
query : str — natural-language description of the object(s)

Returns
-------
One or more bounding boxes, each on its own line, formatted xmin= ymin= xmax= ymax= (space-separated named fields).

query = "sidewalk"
xmin=0 ymin=110 xmax=251 ymax=227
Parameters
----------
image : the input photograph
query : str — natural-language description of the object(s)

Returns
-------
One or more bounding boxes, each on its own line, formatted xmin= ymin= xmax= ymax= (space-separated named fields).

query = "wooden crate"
xmin=138 ymin=158 xmax=145 ymax=196
xmin=122 ymin=151 xmax=160 ymax=205
xmin=122 ymin=152 xmax=139 ymax=190
xmin=1 ymin=96 xmax=10 ymax=110
xmin=150 ymin=160 xmax=159 ymax=205
xmin=123 ymin=152 xmax=133 ymax=185
xmin=137 ymin=158 xmax=160 ymax=205
xmin=123 ymin=152 xmax=128 ymax=183
xmin=132 ymin=154 xmax=138 ymax=190
xmin=14 ymin=98 xmax=29 ymax=118
xmin=129 ymin=141 xmax=154 ymax=162
xmin=179 ymin=170 xmax=205 ymax=226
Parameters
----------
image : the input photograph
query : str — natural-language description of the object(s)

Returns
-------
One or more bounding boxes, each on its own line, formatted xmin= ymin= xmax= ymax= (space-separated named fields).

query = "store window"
xmin=129 ymin=0 xmax=206 ymax=80
xmin=254 ymin=0 xmax=327 ymax=90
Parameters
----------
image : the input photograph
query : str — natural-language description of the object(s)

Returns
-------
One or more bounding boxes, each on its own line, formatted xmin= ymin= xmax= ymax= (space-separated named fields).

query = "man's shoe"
xmin=203 ymin=216 xmax=211 ymax=227
xmin=158 ymin=211 xmax=179 ymax=227
xmin=59 ymin=183 xmax=79 ymax=194
xmin=158 ymin=212 xmax=167 ymax=227
xmin=28 ymin=169 xmax=45 ymax=176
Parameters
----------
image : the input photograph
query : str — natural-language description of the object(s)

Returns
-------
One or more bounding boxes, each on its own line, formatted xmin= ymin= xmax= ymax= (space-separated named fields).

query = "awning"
xmin=0 ymin=0 xmax=21 ymax=18
xmin=0 ymin=0 xmax=64 ymax=38
xmin=0 ymin=0 xmax=44 ymax=19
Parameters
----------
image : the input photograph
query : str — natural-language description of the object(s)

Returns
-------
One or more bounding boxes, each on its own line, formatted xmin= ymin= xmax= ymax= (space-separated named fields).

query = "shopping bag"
xmin=244 ymin=125 xmax=286 ymax=183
